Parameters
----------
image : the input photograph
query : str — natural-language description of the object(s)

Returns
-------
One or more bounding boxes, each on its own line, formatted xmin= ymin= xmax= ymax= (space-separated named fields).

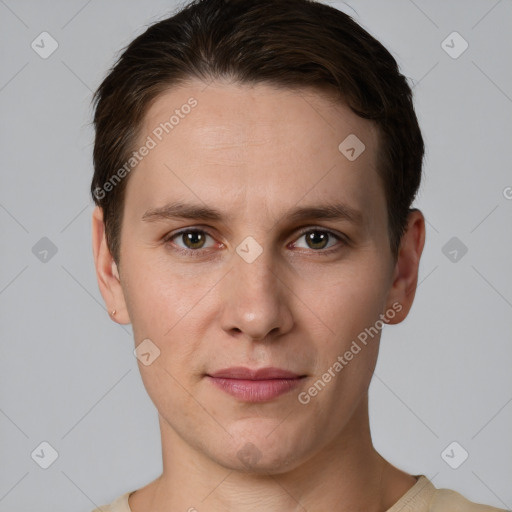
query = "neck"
xmin=130 ymin=395 xmax=416 ymax=512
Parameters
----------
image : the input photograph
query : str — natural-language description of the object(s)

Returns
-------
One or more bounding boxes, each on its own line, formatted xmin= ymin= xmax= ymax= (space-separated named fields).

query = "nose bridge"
xmin=235 ymin=241 xmax=276 ymax=292
xmin=219 ymin=239 xmax=293 ymax=340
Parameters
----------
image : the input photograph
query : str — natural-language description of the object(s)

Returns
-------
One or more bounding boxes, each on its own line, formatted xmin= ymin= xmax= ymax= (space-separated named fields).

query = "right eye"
xmin=164 ymin=228 xmax=217 ymax=253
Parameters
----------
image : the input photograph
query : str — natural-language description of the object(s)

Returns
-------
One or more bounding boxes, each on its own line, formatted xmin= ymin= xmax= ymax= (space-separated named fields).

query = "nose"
xmin=219 ymin=243 xmax=294 ymax=341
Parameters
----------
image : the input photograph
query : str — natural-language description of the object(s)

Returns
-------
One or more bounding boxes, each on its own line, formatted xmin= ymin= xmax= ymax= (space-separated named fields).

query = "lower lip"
xmin=206 ymin=376 xmax=304 ymax=402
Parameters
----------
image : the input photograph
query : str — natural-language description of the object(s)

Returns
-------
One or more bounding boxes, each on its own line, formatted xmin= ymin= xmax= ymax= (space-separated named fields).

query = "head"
xmin=91 ymin=0 xmax=425 ymax=473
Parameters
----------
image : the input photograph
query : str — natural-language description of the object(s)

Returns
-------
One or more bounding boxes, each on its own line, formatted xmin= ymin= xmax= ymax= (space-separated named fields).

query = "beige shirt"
xmin=92 ymin=475 xmax=507 ymax=512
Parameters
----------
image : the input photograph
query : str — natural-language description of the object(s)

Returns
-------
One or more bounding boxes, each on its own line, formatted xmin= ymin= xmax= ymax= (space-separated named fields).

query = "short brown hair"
xmin=91 ymin=0 xmax=424 ymax=265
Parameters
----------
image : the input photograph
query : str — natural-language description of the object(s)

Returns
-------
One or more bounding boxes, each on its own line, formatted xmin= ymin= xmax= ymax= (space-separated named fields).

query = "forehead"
xmin=126 ymin=79 xmax=384 ymax=229
xmin=143 ymin=80 xmax=379 ymax=158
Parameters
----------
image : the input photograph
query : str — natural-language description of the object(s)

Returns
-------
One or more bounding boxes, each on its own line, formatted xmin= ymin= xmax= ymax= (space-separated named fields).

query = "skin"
xmin=92 ymin=79 xmax=425 ymax=512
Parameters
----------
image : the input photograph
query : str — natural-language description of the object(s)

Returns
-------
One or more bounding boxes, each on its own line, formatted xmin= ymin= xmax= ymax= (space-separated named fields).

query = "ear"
xmin=384 ymin=209 xmax=426 ymax=324
xmin=91 ymin=206 xmax=131 ymax=324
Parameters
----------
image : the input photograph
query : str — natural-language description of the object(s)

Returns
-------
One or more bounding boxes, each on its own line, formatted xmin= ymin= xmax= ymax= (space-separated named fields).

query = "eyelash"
xmin=163 ymin=227 xmax=346 ymax=257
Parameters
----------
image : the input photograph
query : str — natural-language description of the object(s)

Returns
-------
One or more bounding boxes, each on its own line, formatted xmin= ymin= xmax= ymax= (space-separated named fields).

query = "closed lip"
xmin=207 ymin=366 xmax=304 ymax=380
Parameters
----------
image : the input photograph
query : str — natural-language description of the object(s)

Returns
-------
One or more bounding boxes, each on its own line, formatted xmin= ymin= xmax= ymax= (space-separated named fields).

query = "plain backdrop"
xmin=0 ymin=1 xmax=511 ymax=511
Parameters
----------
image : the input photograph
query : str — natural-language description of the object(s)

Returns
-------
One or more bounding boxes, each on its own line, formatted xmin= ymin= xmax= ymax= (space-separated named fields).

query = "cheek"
xmin=301 ymin=270 xmax=386 ymax=414
xmin=121 ymin=251 xmax=216 ymax=337
xmin=303 ymin=259 xmax=390 ymax=346
xmin=120 ymin=258 xmax=209 ymax=411
xmin=120 ymin=251 xmax=227 ymax=392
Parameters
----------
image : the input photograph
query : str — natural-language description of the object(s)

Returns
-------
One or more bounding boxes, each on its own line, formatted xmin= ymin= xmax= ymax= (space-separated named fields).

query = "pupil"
xmin=307 ymin=231 xmax=327 ymax=249
xmin=185 ymin=232 xmax=204 ymax=249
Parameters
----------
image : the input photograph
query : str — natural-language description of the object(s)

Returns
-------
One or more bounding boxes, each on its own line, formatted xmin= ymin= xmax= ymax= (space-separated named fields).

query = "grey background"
xmin=0 ymin=0 xmax=511 ymax=510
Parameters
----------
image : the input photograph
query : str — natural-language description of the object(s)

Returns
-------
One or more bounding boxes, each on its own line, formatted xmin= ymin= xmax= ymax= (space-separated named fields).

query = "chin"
xmin=224 ymin=448 xmax=302 ymax=475
xmin=213 ymin=428 xmax=309 ymax=475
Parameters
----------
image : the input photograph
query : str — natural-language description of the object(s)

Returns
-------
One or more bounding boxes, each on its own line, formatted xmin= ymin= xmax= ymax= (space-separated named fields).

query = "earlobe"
xmin=385 ymin=209 xmax=426 ymax=325
xmin=91 ymin=206 xmax=131 ymax=324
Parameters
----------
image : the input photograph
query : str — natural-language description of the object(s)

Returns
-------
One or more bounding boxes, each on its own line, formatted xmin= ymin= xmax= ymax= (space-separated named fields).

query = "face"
xmin=93 ymin=79 xmax=422 ymax=473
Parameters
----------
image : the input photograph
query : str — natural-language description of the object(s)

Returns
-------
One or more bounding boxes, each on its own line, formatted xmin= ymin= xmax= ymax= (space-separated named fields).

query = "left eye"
xmin=292 ymin=229 xmax=341 ymax=250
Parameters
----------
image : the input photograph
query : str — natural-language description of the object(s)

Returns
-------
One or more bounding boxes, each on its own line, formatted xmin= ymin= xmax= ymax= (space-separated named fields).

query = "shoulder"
xmin=90 ymin=491 xmax=133 ymax=512
xmin=429 ymin=487 xmax=508 ymax=512
xmin=388 ymin=475 xmax=508 ymax=512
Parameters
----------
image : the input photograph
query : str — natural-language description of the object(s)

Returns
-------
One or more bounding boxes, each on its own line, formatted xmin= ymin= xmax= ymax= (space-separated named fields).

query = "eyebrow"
xmin=142 ymin=201 xmax=364 ymax=226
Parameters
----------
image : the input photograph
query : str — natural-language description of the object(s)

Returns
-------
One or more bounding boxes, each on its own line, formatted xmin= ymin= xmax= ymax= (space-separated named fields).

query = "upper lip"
xmin=207 ymin=367 xmax=304 ymax=380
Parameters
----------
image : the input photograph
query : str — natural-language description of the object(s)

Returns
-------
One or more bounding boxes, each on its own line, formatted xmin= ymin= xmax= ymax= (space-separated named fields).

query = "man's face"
xmin=115 ymin=80 xmax=399 ymax=472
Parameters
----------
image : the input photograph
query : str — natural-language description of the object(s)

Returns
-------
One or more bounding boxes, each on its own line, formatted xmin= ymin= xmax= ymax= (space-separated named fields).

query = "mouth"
xmin=205 ymin=367 xmax=307 ymax=402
